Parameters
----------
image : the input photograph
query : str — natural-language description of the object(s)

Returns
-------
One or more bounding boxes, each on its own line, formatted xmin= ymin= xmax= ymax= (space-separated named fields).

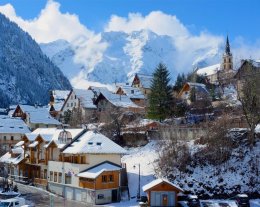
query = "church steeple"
xmin=225 ymin=36 xmax=231 ymax=55
xmin=222 ymin=35 xmax=233 ymax=71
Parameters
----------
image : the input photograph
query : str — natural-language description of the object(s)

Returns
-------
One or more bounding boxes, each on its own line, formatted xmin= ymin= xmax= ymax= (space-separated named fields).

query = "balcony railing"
xmin=34 ymin=178 xmax=48 ymax=186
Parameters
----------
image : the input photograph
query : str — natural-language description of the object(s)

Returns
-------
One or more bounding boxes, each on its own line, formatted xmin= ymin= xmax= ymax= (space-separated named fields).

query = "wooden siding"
xmin=95 ymin=171 xmax=120 ymax=190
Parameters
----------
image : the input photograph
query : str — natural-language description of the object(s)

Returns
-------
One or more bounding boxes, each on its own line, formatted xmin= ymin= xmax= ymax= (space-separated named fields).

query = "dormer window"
xmin=88 ymin=142 xmax=93 ymax=145
xmin=96 ymin=142 xmax=102 ymax=146
xmin=58 ymin=130 xmax=72 ymax=144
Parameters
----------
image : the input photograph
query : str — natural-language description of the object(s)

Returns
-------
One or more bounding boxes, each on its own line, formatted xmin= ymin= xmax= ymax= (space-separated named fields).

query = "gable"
xmin=145 ymin=181 xmax=183 ymax=192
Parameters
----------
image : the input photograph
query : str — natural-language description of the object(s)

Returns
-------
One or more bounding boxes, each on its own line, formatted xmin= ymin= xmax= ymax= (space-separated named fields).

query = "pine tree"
xmin=148 ymin=63 xmax=173 ymax=121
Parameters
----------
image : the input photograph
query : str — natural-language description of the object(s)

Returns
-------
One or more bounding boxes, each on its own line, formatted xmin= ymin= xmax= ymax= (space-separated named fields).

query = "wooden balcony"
xmin=34 ymin=178 xmax=48 ymax=186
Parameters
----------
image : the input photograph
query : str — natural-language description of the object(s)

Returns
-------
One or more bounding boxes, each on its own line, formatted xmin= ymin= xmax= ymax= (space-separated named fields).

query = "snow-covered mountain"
xmin=0 ymin=14 xmax=71 ymax=108
xmin=40 ymin=30 xmax=222 ymax=87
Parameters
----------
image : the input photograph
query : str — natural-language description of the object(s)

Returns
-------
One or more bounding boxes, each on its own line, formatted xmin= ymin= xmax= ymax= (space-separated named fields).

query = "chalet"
xmin=0 ymin=115 xmax=30 ymax=153
xmin=115 ymin=84 xmax=146 ymax=107
xmin=60 ymin=89 xmax=97 ymax=121
xmin=3 ymin=128 xmax=127 ymax=205
xmin=49 ymin=90 xmax=70 ymax=118
xmin=178 ymin=82 xmax=210 ymax=104
xmin=234 ymin=59 xmax=260 ymax=95
xmin=0 ymin=141 xmax=27 ymax=180
xmin=196 ymin=36 xmax=235 ymax=85
xmin=12 ymin=105 xmax=61 ymax=130
xmin=132 ymin=73 xmax=153 ymax=97
xmin=94 ymin=90 xmax=144 ymax=121
xmin=143 ymin=178 xmax=183 ymax=207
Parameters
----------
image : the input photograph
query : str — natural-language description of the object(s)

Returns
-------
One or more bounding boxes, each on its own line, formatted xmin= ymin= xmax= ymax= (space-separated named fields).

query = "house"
xmin=60 ymin=89 xmax=97 ymax=122
xmin=196 ymin=36 xmax=235 ymax=85
xmin=49 ymin=90 xmax=71 ymax=118
xmin=115 ymin=84 xmax=146 ymax=107
xmin=0 ymin=141 xmax=28 ymax=180
xmin=0 ymin=115 xmax=30 ymax=153
xmin=94 ymin=90 xmax=144 ymax=121
xmin=234 ymin=59 xmax=260 ymax=96
xmin=178 ymin=82 xmax=210 ymax=104
xmin=3 ymin=128 xmax=127 ymax=205
xmin=12 ymin=105 xmax=61 ymax=130
xmin=143 ymin=178 xmax=183 ymax=207
xmin=132 ymin=73 xmax=153 ymax=97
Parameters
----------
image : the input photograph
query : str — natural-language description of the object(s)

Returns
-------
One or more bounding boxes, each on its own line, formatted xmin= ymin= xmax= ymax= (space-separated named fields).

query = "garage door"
xmin=75 ymin=189 xmax=82 ymax=201
xmin=65 ymin=187 xmax=74 ymax=200
xmin=150 ymin=191 xmax=175 ymax=207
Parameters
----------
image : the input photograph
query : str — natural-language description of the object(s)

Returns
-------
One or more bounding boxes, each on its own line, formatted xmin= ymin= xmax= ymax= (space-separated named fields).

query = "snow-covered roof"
xmin=187 ymin=82 xmax=209 ymax=94
xmin=74 ymin=89 xmax=96 ymax=109
xmin=0 ymin=151 xmax=27 ymax=165
xmin=77 ymin=161 xmax=121 ymax=179
xmin=11 ymin=147 xmax=24 ymax=154
xmin=117 ymin=85 xmax=145 ymax=99
xmin=62 ymin=130 xmax=127 ymax=154
xmin=25 ymin=128 xmax=57 ymax=141
xmin=15 ymin=141 xmax=24 ymax=147
xmin=99 ymin=90 xmax=142 ymax=108
xmin=45 ymin=128 xmax=85 ymax=149
xmin=137 ymin=74 xmax=153 ymax=89
xmin=0 ymin=115 xmax=31 ymax=134
xmin=196 ymin=63 xmax=221 ymax=76
xmin=251 ymin=60 xmax=260 ymax=67
xmin=16 ymin=105 xmax=61 ymax=125
xmin=51 ymin=90 xmax=71 ymax=111
xmin=28 ymin=141 xmax=39 ymax=148
xmin=142 ymin=178 xmax=183 ymax=192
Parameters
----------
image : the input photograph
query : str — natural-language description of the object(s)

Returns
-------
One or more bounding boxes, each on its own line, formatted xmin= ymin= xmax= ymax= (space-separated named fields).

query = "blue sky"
xmin=1 ymin=0 xmax=260 ymax=42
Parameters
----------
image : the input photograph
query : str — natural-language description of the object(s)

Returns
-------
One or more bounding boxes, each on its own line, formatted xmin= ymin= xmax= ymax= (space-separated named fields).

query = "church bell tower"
xmin=222 ymin=35 xmax=233 ymax=71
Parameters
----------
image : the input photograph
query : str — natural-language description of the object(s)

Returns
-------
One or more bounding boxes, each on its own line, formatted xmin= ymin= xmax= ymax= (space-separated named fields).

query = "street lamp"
xmin=133 ymin=164 xmax=140 ymax=201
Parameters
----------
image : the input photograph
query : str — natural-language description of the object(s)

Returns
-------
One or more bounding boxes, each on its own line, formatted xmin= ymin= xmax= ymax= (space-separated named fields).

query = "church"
xmin=196 ymin=36 xmax=235 ymax=85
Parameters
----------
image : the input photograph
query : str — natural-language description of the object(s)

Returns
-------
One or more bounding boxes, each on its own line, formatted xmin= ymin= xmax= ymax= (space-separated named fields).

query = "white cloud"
xmin=0 ymin=0 xmax=107 ymax=70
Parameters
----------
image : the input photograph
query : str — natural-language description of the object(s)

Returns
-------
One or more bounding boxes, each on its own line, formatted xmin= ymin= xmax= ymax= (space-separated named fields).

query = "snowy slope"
xmin=40 ymin=30 xmax=222 ymax=87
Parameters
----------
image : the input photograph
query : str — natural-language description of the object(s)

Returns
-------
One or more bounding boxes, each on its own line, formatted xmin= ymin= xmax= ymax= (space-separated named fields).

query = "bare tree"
xmin=237 ymin=67 xmax=260 ymax=146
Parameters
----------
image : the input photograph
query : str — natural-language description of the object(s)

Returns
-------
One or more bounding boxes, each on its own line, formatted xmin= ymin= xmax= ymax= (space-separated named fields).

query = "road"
xmin=15 ymin=182 xmax=95 ymax=207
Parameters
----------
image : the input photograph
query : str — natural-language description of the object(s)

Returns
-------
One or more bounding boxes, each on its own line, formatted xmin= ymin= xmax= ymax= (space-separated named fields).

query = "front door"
xmin=162 ymin=194 xmax=168 ymax=206
xmin=112 ymin=189 xmax=118 ymax=202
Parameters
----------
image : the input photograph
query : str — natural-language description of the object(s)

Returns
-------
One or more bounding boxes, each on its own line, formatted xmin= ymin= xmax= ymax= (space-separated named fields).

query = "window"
xmin=67 ymin=103 xmax=69 ymax=107
xmin=80 ymin=156 xmax=86 ymax=164
xmin=65 ymin=174 xmax=72 ymax=184
xmin=108 ymin=175 xmax=114 ymax=182
xmin=102 ymin=175 xmax=107 ymax=183
xmin=44 ymin=169 xmax=47 ymax=179
xmin=131 ymin=90 xmax=134 ymax=94
xmin=50 ymin=171 xmax=53 ymax=181
xmin=98 ymin=194 xmax=104 ymax=199
xmin=11 ymin=136 xmax=14 ymax=141
xmin=3 ymin=136 xmax=6 ymax=140
xmin=75 ymin=95 xmax=77 ymax=99
xmin=74 ymin=102 xmax=76 ymax=106
xmin=58 ymin=173 xmax=62 ymax=183
xmin=71 ymin=103 xmax=73 ymax=107
xmin=54 ymin=172 xmax=57 ymax=182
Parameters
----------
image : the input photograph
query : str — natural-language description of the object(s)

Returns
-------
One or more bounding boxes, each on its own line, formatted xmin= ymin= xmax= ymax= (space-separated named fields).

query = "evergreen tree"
xmin=173 ymin=73 xmax=186 ymax=92
xmin=148 ymin=63 xmax=173 ymax=121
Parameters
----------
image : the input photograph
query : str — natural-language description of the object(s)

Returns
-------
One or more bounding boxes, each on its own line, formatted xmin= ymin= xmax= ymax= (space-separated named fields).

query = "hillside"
xmin=0 ymin=14 xmax=71 ymax=107
xmin=41 ymin=30 xmax=222 ymax=87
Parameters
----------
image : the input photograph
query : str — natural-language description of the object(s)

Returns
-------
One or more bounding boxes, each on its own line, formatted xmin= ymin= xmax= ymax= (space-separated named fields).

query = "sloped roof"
xmin=62 ymin=130 xmax=127 ymax=154
xmin=117 ymin=85 xmax=145 ymax=99
xmin=196 ymin=63 xmax=221 ymax=76
xmin=74 ymin=89 xmax=96 ymax=109
xmin=16 ymin=105 xmax=61 ymax=125
xmin=25 ymin=128 xmax=57 ymax=141
xmin=45 ymin=128 xmax=85 ymax=149
xmin=0 ymin=115 xmax=31 ymax=134
xmin=98 ymin=90 xmax=141 ymax=108
xmin=51 ymin=90 xmax=71 ymax=111
xmin=0 ymin=151 xmax=27 ymax=165
xmin=77 ymin=161 xmax=121 ymax=179
xmin=143 ymin=178 xmax=183 ymax=192
xmin=187 ymin=82 xmax=209 ymax=94
xmin=137 ymin=74 xmax=153 ymax=89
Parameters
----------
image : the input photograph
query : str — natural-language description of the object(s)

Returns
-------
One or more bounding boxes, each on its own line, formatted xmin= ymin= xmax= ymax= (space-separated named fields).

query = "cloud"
xmin=0 ymin=0 xmax=107 ymax=70
xmin=105 ymin=11 xmax=189 ymax=39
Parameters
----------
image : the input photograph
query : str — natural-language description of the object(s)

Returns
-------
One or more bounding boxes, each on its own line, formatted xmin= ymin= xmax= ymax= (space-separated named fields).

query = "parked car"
xmin=187 ymin=195 xmax=200 ymax=207
xmin=0 ymin=197 xmax=25 ymax=207
xmin=232 ymin=194 xmax=250 ymax=207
